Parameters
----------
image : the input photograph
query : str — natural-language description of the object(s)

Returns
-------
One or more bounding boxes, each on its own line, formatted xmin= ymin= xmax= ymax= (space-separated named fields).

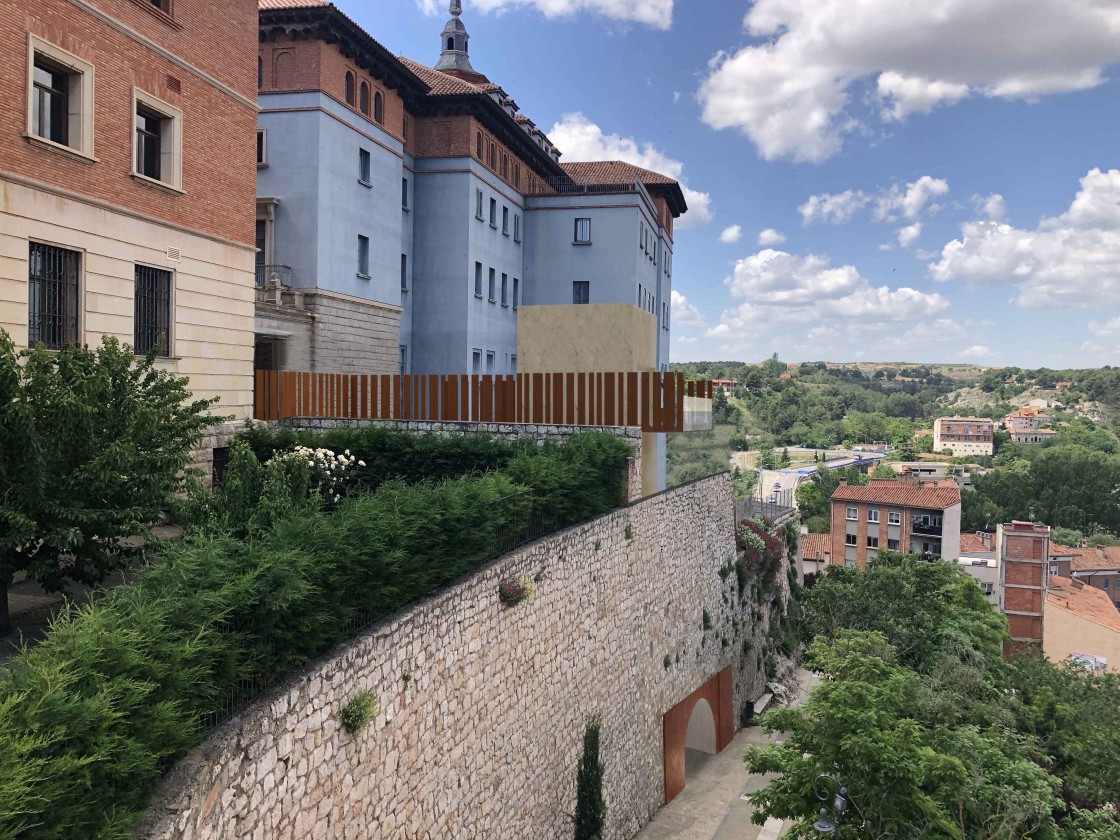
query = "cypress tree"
xmin=573 ymin=716 xmax=606 ymax=840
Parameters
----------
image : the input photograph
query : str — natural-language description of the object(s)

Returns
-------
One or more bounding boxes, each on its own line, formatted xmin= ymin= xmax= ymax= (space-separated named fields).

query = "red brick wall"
xmin=4 ymin=0 xmax=257 ymax=245
xmin=1005 ymin=534 xmax=1043 ymax=559
xmin=1006 ymin=614 xmax=1042 ymax=642
xmin=1005 ymin=561 xmax=1043 ymax=587
xmin=1004 ymin=587 xmax=1042 ymax=613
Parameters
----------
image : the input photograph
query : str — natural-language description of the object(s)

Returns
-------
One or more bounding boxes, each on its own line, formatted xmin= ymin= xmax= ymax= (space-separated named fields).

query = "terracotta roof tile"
xmin=960 ymin=532 xmax=994 ymax=554
xmin=259 ymin=0 xmax=329 ymax=8
xmin=397 ymin=57 xmax=500 ymax=96
xmin=1047 ymin=575 xmax=1120 ymax=633
xmin=560 ymin=160 xmax=679 ymax=187
xmin=801 ymin=533 xmax=831 ymax=561
xmin=830 ymin=479 xmax=961 ymax=509
xmin=1050 ymin=545 xmax=1120 ymax=572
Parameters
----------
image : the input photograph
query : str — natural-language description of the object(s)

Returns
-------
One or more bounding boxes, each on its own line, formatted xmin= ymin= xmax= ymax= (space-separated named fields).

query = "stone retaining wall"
xmin=137 ymin=473 xmax=790 ymax=840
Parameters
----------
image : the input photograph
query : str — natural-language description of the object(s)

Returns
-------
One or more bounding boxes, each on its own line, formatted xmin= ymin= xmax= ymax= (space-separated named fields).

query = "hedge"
xmin=0 ymin=431 xmax=631 ymax=837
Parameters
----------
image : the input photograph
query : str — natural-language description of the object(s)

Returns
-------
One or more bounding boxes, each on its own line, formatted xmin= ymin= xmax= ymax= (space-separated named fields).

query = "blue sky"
xmin=361 ymin=0 xmax=1120 ymax=368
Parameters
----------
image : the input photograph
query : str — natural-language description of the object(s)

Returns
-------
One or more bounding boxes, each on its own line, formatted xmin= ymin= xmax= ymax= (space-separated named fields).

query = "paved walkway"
xmin=635 ymin=669 xmax=819 ymax=840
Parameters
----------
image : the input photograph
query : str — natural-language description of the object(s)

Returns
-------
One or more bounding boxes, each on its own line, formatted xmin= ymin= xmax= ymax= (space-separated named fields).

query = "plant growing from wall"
xmin=624 ymin=524 xmax=633 ymax=541
xmin=339 ymin=690 xmax=378 ymax=735
xmin=573 ymin=716 xmax=606 ymax=840
xmin=498 ymin=574 xmax=534 ymax=607
xmin=702 ymin=609 xmax=713 ymax=631
xmin=663 ymin=654 xmax=672 ymax=670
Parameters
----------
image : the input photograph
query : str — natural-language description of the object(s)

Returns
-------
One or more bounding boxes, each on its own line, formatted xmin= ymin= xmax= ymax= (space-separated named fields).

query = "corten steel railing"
xmin=253 ymin=370 xmax=714 ymax=434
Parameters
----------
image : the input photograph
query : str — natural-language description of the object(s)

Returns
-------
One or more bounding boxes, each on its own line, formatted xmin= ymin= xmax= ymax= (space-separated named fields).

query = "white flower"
xmin=357 ymin=460 xmax=366 ymax=467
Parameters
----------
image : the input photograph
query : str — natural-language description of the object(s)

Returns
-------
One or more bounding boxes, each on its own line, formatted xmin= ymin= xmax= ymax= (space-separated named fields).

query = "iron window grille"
xmin=32 ymin=56 xmax=69 ymax=145
xmin=134 ymin=264 xmax=172 ymax=356
xmin=572 ymin=281 xmax=590 ymax=304
xmin=28 ymin=242 xmax=79 ymax=349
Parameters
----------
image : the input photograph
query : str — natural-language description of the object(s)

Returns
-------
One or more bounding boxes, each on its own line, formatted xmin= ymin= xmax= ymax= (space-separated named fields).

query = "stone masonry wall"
xmin=283 ymin=418 xmax=644 ymax=502
xmin=136 ymin=474 xmax=793 ymax=840
xmin=302 ymin=292 xmax=401 ymax=374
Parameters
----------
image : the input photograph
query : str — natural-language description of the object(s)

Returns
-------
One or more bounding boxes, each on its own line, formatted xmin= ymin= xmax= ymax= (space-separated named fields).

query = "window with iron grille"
xmin=211 ymin=446 xmax=230 ymax=488
xmin=134 ymin=264 xmax=172 ymax=356
xmin=572 ymin=281 xmax=589 ymax=304
xmin=28 ymin=242 xmax=79 ymax=349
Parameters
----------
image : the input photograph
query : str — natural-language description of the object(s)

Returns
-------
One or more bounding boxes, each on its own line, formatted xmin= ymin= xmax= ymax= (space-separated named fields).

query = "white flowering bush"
xmin=287 ymin=446 xmax=366 ymax=504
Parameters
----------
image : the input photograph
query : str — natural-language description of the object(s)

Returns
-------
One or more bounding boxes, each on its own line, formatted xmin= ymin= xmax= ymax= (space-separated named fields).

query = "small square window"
xmin=572 ymin=281 xmax=589 ymax=304
xmin=888 ymin=539 xmax=900 ymax=550
xmin=357 ymin=235 xmax=369 ymax=277
xmin=358 ymin=148 xmax=371 ymax=183
xmin=1049 ymin=565 xmax=1059 ymax=576
xmin=846 ymin=507 xmax=857 ymax=521
xmin=867 ymin=535 xmax=879 ymax=548
xmin=868 ymin=510 xmax=880 ymax=523
xmin=845 ymin=534 xmax=858 ymax=546
xmin=574 ymin=218 xmax=591 ymax=243
xmin=888 ymin=511 xmax=901 ymax=526
xmin=488 ymin=267 xmax=496 ymax=302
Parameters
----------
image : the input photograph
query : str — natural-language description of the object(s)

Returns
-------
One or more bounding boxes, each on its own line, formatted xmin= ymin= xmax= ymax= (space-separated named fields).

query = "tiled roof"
xmin=830 ymin=479 xmax=961 ymax=510
xmin=1047 ymin=575 xmax=1120 ymax=633
xmin=801 ymin=533 xmax=830 ymax=561
xmin=561 ymin=160 xmax=679 ymax=187
xmin=960 ymin=532 xmax=994 ymax=554
xmin=1050 ymin=545 xmax=1120 ymax=572
xmin=259 ymin=0 xmax=328 ymax=7
xmin=397 ymin=57 xmax=500 ymax=96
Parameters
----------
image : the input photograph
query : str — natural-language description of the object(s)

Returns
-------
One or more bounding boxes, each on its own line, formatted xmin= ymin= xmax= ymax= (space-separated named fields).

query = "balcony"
xmin=255 ymin=264 xmax=292 ymax=287
xmin=911 ymin=519 xmax=943 ymax=537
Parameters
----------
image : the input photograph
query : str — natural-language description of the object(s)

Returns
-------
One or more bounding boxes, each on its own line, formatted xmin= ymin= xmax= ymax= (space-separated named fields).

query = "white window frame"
xmin=846 ymin=507 xmax=857 ymax=521
xmin=131 ymin=87 xmax=184 ymax=192
xmin=574 ymin=217 xmax=591 ymax=244
xmin=867 ymin=535 xmax=879 ymax=548
xmin=27 ymin=35 xmax=96 ymax=162
xmin=475 ymin=189 xmax=484 ymax=220
xmin=888 ymin=510 xmax=901 ymax=526
xmin=844 ymin=533 xmax=857 ymax=546
xmin=868 ymin=509 xmax=880 ymax=524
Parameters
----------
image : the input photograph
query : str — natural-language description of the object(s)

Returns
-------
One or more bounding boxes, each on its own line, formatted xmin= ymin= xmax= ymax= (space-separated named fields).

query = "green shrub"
xmin=572 ymin=716 xmax=606 ymax=840
xmin=339 ymin=691 xmax=378 ymax=735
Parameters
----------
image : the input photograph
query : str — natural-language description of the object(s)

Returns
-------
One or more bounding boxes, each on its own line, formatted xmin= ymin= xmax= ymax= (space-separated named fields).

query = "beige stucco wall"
xmin=1043 ymin=601 xmax=1120 ymax=672
xmin=516 ymin=303 xmax=657 ymax=373
xmin=0 ymin=176 xmax=255 ymax=419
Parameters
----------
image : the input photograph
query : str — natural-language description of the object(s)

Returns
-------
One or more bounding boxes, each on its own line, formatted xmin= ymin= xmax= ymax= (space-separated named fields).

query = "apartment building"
xmin=1049 ymin=544 xmax=1120 ymax=609
xmin=958 ymin=531 xmax=999 ymax=603
xmin=1 ymin=0 xmax=258 ymax=422
xmin=997 ymin=521 xmax=1050 ymax=657
xmin=254 ymin=0 xmax=685 ymax=377
xmin=828 ymin=477 xmax=962 ymax=569
xmin=933 ymin=416 xmax=994 ymax=457
xmin=1004 ymin=406 xmax=1051 ymax=432
xmin=1044 ymin=576 xmax=1120 ymax=673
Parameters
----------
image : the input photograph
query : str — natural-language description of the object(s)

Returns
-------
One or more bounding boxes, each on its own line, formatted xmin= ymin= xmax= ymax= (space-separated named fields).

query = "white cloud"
xmin=758 ymin=228 xmax=787 ymax=245
xmin=798 ymin=190 xmax=869 ymax=225
xmin=972 ymin=193 xmax=1006 ymax=221
xmin=708 ymin=248 xmax=949 ymax=342
xmin=671 ymin=290 xmax=705 ymax=327
xmin=676 ymin=335 xmax=697 ymax=344
xmin=897 ymin=223 xmax=922 ymax=248
xmin=956 ymin=344 xmax=993 ymax=359
xmin=874 ymin=176 xmax=949 ymax=221
xmin=930 ymin=168 xmax=1120 ymax=308
xmin=698 ymin=0 xmax=1120 ymax=162
xmin=719 ymin=225 xmax=743 ymax=244
xmin=549 ymin=113 xmax=713 ymax=228
xmin=417 ymin=0 xmax=672 ymax=28
xmin=673 ymin=91 xmax=681 ymax=103
xmin=1089 ymin=317 xmax=1120 ymax=337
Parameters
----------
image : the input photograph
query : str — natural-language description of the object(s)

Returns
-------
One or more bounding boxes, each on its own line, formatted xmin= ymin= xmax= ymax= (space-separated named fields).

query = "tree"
xmin=573 ymin=716 xmax=606 ymax=840
xmin=897 ymin=438 xmax=917 ymax=462
xmin=871 ymin=464 xmax=896 ymax=479
xmin=761 ymin=352 xmax=787 ymax=379
xmin=915 ymin=434 xmax=935 ymax=453
xmin=780 ymin=447 xmax=792 ymax=468
xmin=0 ymin=333 xmax=219 ymax=633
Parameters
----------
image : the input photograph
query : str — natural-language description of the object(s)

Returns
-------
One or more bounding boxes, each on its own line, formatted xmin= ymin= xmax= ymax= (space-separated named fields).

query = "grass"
xmin=666 ymin=423 xmax=737 ymax=487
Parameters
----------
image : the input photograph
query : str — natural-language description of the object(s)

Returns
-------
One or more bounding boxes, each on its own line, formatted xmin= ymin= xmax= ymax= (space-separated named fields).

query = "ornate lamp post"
xmin=811 ymin=774 xmax=848 ymax=836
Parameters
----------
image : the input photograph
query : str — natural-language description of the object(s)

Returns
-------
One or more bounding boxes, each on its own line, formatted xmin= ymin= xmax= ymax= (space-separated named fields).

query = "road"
xmin=732 ymin=447 xmax=888 ymax=509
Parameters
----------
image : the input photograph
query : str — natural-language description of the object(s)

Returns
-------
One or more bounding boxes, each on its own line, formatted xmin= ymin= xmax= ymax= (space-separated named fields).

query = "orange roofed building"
xmin=828 ymin=477 xmax=962 ymax=569
xmin=1044 ymin=576 xmax=1120 ymax=672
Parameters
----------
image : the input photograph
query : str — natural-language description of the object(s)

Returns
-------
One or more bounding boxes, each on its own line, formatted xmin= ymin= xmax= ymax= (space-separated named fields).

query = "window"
xmin=134 ymin=264 xmax=172 ymax=356
xmin=981 ymin=582 xmax=994 ymax=596
xmin=501 ymin=153 xmax=508 ymax=178
xmin=212 ymin=446 xmax=230 ymax=488
xmin=888 ymin=539 xmax=900 ymax=550
xmin=258 ymin=55 xmax=263 ymax=89
xmin=572 ymin=281 xmax=589 ymax=304
xmin=513 ymin=214 xmax=521 ymax=243
xmin=639 ymin=223 xmax=644 ymax=249
xmin=663 ymin=302 xmax=668 ymax=329
xmin=846 ymin=507 xmax=857 ymax=521
xmin=501 ymin=273 xmax=508 ymax=306
xmin=868 ymin=510 xmax=880 ymax=523
xmin=867 ymin=536 xmax=880 ymax=548
xmin=486 ymin=351 xmax=495 ymax=373
xmin=888 ymin=511 xmax=901 ymax=526
xmin=401 ymin=177 xmax=409 ymax=209
xmin=358 ymin=148 xmax=371 ymax=184
xmin=359 ymin=81 xmax=370 ymax=115
xmin=28 ymin=242 xmax=79 ymax=350
xmin=344 ymin=71 xmax=355 ymax=105
xmin=512 ymin=277 xmax=519 ymax=310
xmin=447 ymin=36 xmax=455 ymax=51
xmin=28 ymin=40 xmax=94 ymax=158
xmin=513 ymin=163 xmax=520 ymax=188
xmin=489 ymin=144 xmax=496 ymax=169
xmin=476 ymin=189 xmax=484 ymax=220
xmin=472 ymin=349 xmax=482 ymax=373
xmin=1103 ymin=579 xmax=1110 ymax=589
xmin=400 ymin=254 xmax=407 ymax=291
xmin=502 ymin=206 xmax=509 ymax=235
xmin=474 ymin=262 xmax=483 ymax=297
xmin=489 ymin=198 xmax=497 ymax=227
xmin=374 ymin=91 xmax=383 ymax=124
xmin=132 ymin=90 xmax=182 ymax=189
xmin=574 ymin=218 xmax=591 ymax=243
xmin=1049 ymin=564 xmax=1059 ymax=576
xmin=845 ymin=534 xmax=858 ymax=546
xmin=488 ymin=268 xmax=496 ymax=302
xmin=257 ymin=129 xmax=267 ymax=166
xmin=510 ymin=354 xmax=517 ymax=373
xmin=357 ymin=235 xmax=369 ymax=277
xmin=476 ymin=131 xmax=483 ymax=158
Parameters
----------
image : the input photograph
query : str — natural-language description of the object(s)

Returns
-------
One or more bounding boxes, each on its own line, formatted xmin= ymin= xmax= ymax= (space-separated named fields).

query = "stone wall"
xmin=136 ymin=473 xmax=795 ymax=840
xmin=302 ymin=291 xmax=402 ymax=374
xmin=282 ymin=418 xmax=644 ymax=502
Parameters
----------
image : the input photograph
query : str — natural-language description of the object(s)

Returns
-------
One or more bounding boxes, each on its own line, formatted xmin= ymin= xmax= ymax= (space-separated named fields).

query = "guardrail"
xmin=255 ymin=264 xmax=292 ymax=287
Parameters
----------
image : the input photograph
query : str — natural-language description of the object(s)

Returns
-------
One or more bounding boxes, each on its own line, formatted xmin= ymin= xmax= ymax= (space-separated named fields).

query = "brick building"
xmin=254 ymin=0 xmax=685 ymax=378
xmin=933 ymin=416 xmax=994 ymax=457
xmin=1049 ymin=544 xmax=1120 ymax=609
xmin=827 ymin=477 xmax=962 ymax=569
xmin=997 ymin=521 xmax=1050 ymax=656
xmin=1 ymin=0 xmax=258 ymax=422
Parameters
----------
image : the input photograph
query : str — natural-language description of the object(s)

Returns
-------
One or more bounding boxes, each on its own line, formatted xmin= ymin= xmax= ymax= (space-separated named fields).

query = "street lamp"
xmin=811 ymin=774 xmax=848 ymax=836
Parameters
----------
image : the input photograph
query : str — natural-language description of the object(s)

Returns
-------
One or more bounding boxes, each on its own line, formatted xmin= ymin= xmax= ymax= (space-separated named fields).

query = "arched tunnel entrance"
xmin=662 ymin=666 xmax=734 ymax=803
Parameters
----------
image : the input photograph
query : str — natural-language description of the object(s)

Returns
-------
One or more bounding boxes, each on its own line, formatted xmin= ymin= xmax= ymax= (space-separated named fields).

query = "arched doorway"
xmin=662 ymin=667 xmax=733 ymax=803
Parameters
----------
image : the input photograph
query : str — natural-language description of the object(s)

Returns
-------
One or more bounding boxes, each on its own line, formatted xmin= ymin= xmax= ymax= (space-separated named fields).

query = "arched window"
xmin=489 ymin=143 xmax=496 ymax=169
xmin=514 ymin=164 xmax=520 ymax=188
xmin=344 ymin=71 xmax=355 ymax=105
xmin=447 ymin=36 xmax=455 ymax=50
xmin=274 ymin=51 xmax=294 ymax=89
xmin=359 ymin=82 xmax=370 ymax=115
xmin=501 ymin=153 xmax=508 ymax=178
xmin=257 ymin=55 xmax=263 ymax=89
xmin=373 ymin=91 xmax=384 ymax=123
xmin=476 ymin=131 xmax=483 ymax=158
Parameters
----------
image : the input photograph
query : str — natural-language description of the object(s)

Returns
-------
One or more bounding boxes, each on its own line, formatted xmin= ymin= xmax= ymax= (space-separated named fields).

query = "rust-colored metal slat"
xmin=625 ymin=372 xmax=638 ymax=427
xmin=604 ymin=372 xmax=616 ymax=426
xmin=480 ymin=375 xmax=493 ymax=422
xmin=665 ymin=371 xmax=679 ymax=433
xmin=564 ymin=373 xmax=575 ymax=425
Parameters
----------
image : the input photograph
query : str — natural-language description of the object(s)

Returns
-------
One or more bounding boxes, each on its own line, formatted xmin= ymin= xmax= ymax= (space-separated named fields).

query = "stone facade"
xmin=283 ymin=418 xmax=644 ymax=502
xmin=302 ymin=291 xmax=402 ymax=375
xmin=137 ymin=473 xmax=793 ymax=840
